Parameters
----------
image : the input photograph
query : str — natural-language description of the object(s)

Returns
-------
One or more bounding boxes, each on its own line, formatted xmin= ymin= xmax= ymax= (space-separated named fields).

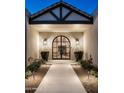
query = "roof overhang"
xmin=29 ymin=2 xmax=93 ymax=24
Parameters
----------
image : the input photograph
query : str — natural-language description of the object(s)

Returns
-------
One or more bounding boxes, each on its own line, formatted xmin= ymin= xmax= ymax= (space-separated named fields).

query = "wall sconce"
xmin=75 ymin=38 xmax=81 ymax=51
xmin=43 ymin=38 xmax=47 ymax=46
xmin=76 ymin=38 xmax=79 ymax=45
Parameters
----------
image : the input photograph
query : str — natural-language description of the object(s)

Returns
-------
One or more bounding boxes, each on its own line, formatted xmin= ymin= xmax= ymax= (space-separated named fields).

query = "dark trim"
xmin=61 ymin=2 xmax=92 ymax=20
xmin=60 ymin=5 xmax=62 ymax=20
xmin=50 ymin=11 xmax=59 ymax=20
xmin=31 ymin=2 xmax=92 ymax=18
xmin=31 ymin=2 xmax=61 ymax=20
xmin=29 ymin=20 xmax=93 ymax=24
xmin=52 ymin=35 xmax=71 ymax=46
xmin=29 ymin=2 xmax=93 ymax=24
xmin=63 ymin=10 xmax=73 ymax=20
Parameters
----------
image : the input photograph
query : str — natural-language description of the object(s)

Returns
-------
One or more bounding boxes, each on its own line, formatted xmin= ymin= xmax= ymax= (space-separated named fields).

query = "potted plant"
xmin=74 ymin=51 xmax=83 ymax=61
xmin=41 ymin=51 xmax=49 ymax=61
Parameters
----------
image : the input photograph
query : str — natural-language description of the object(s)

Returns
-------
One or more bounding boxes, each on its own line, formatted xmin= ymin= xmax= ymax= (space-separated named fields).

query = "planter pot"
xmin=74 ymin=51 xmax=83 ymax=61
xmin=41 ymin=51 xmax=49 ymax=61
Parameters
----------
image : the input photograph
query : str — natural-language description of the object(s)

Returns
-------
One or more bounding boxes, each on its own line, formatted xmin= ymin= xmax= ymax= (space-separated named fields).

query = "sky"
xmin=25 ymin=0 xmax=98 ymax=15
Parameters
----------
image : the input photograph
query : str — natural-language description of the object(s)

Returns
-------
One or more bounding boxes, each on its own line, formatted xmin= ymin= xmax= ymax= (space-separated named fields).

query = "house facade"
xmin=25 ymin=1 xmax=98 ymax=66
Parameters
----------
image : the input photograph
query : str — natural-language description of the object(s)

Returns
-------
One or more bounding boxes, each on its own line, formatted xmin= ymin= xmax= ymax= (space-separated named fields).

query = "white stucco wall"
xmin=27 ymin=20 xmax=97 ymax=65
xmin=27 ymin=26 xmax=39 ymax=65
xmin=39 ymin=32 xmax=83 ymax=60
xmin=83 ymin=17 xmax=98 ymax=66
xmin=26 ymin=10 xmax=40 ymax=66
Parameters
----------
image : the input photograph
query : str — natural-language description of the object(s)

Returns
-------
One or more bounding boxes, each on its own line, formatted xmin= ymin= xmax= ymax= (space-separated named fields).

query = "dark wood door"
xmin=52 ymin=35 xmax=71 ymax=60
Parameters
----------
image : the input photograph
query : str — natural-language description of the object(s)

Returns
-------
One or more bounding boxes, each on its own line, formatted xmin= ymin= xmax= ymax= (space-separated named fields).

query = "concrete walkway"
xmin=35 ymin=61 xmax=87 ymax=93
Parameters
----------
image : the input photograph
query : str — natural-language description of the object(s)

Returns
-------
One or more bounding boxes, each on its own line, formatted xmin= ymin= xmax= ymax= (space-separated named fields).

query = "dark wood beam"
xmin=50 ymin=11 xmax=59 ymax=21
xmin=29 ymin=20 xmax=93 ymax=24
xmin=63 ymin=11 xmax=73 ymax=20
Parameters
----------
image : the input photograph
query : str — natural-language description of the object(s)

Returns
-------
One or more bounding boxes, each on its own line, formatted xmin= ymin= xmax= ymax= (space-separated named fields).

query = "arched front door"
xmin=52 ymin=35 xmax=71 ymax=60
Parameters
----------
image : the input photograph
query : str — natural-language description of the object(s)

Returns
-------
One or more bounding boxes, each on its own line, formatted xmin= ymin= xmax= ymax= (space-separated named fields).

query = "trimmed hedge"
xmin=80 ymin=60 xmax=98 ymax=78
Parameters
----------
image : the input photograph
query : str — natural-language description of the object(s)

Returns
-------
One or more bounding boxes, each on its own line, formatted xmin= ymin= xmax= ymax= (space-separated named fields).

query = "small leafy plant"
xmin=25 ymin=59 xmax=43 ymax=79
xmin=80 ymin=59 xmax=98 ymax=78
xmin=25 ymin=70 xmax=32 ymax=79
xmin=74 ymin=51 xmax=83 ymax=61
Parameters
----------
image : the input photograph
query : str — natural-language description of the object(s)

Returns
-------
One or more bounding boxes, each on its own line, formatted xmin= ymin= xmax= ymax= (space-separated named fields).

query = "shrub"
xmin=25 ymin=59 xmax=44 ymax=79
xmin=90 ymin=69 xmax=98 ymax=78
xmin=25 ymin=70 xmax=32 ymax=79
xmin=80 ymin=60 xmax=98 ymax=78
xmin=25 ymin=59 xmax=42 ymax=75
xmin=90 ymin=66 xmax=98 ymax=78
xmin=80 ymin=60 xmax=92 ymax=70
xmin=80 ymin=60 xmax=87 ymax=69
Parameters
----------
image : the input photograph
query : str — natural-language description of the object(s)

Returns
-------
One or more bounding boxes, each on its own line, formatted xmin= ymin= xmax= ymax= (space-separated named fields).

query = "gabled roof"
xmin=26 ymin=0 xmax=98 ymax=15
xmin=29 ymin=2 xmax=93 ymax=24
